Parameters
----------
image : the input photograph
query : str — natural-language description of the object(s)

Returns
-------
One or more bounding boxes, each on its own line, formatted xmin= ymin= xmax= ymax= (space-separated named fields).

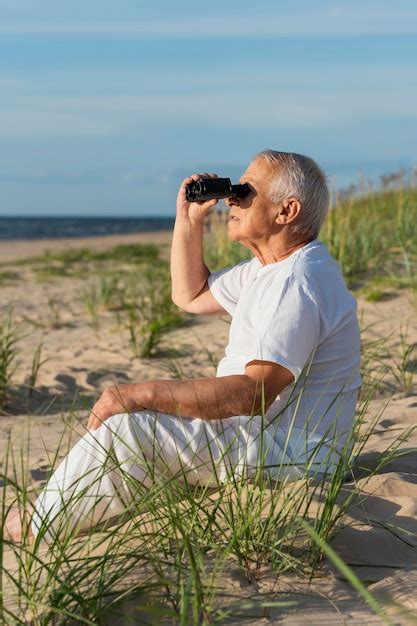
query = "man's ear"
xmin=275 ymin=197 xmax=302 ymax=225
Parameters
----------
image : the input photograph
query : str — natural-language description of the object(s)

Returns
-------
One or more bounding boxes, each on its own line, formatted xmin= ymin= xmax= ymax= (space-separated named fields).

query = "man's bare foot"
xmin=3 ymin=506 xmax=34 ymax=543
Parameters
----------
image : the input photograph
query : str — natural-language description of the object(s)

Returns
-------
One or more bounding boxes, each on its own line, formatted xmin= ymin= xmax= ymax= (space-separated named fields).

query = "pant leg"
xmin=31 ymin=412 xmax=153 ymax=541
xmin=31 ymin=410 xmax=263 ymax=541
xmin=264 ymin=424 xmax=346 ymax=481
xmin=32 ymin=411 xmax=329 ymax=542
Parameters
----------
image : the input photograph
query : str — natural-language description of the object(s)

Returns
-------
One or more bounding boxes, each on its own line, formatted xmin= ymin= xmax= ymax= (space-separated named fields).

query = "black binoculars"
xmin=185 ymin=178 xmax=251 ymax=203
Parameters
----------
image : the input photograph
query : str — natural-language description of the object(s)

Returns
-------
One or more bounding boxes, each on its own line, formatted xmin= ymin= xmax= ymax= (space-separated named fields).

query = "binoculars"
xmin=185 ymin=178 xmax=251 ymax=202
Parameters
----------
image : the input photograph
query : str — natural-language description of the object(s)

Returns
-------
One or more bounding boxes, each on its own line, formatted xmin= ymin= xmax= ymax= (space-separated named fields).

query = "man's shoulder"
xmin=294 ymin=242 xmax=358 ymax=320
xmin=207 ymin=255 xmax=259 ymax=299
xmin=223 ymin=255 xmax=259 ymax=281
xmin=292 ymin=241 xmax=341 ymax=284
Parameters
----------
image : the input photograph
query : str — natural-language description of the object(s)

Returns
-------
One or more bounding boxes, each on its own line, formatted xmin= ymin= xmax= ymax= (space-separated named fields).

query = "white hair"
xmin=253 ymin=149 xmax=330 ymax=239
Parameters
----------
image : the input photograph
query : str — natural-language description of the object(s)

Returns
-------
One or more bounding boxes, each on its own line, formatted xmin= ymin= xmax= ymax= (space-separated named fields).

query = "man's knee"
xmin=83 ymin=413 xmax=133 ymax=452
xmin=103 ymin=411 xmax=155 ymax=449
xmin=103 ymin=412 xmax=133 ymax=437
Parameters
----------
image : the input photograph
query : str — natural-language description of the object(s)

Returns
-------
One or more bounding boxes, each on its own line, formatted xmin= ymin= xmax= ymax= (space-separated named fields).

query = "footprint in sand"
xmin=86 ymin=370 xmax=130 ymax=389
xmin=30 ymin=465 xmax=52 ymax=482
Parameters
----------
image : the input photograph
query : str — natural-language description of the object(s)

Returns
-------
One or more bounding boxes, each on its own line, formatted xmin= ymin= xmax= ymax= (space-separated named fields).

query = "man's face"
xmin=226 ymin=158 xmax=281 ymax=244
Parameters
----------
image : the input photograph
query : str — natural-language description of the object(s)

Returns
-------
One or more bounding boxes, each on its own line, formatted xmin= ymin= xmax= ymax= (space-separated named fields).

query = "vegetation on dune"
xmin=123 ymin=265 xmax=185 ymax=359
xmin=0 ymin=311 xmax=20 ymax=412
xmin=0 ymin=271 xmax=20 ymax=286
xmin=11 ymin=242 xmax=161 ymax=281
xmin=82 ymin=265 xmax=184 ymax=356
xmin=2 ymin=389 xmax=413 ymax=624
xmin=321 ymin=188 xmax=417 ymax=288
xmin=17 ymin=242 xmax=161 ymax=267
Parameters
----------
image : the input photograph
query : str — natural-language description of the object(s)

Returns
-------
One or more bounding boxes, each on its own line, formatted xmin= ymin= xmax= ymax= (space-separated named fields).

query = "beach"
xmin=1 ymin=226 xmax=417 ymax=624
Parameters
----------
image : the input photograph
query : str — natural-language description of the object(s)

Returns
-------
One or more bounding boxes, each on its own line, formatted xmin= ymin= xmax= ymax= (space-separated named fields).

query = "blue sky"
xmin=1 ymin=0 xmax=416 ymax=216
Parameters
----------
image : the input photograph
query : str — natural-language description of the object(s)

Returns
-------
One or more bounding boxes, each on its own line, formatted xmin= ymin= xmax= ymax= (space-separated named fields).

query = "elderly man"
xmin=7 ymin=150 xmax=361 ymax=542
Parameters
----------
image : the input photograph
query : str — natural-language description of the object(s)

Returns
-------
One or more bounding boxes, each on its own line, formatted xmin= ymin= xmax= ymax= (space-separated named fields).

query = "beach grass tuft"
xmin=0 ymin=310 xmax=20 ymax=413
xmin=122 ymin=265 xmax=185 ymax=359
xmin=14 ymin=243 xmax=162 ymax=284
xmin=0 ymin=271 xmax=20 ymax=286
xmin=27 ymin=340 xmax=49 ymax=400
xmin=320 ymin=188 xmax=417 ymax=288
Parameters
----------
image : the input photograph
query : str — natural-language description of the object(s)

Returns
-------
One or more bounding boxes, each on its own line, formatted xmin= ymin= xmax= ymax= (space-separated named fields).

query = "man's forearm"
xmin=89 ymin=367 xmax=289 ymax=429
xmin=170 ymin=216 xmax=210 ymax=307
xmin=120 ymin=375 xmax=267 ymax=420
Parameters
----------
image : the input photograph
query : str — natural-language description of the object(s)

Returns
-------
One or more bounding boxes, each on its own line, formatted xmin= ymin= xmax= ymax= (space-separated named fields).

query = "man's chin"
xmin=227 ymin=225 xmax=240 ymax=242
xmin=227 ymin=231 xmax=239 ymax=242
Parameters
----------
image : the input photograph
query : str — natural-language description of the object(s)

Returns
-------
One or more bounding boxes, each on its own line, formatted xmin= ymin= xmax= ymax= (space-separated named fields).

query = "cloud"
xmin=1 ymin=6 xmax=417 ymax=37
xmin=0 ymin=165 xmax=182 ymax=186
xmin=0 ymin=170 xmax=111 ymax=185
xmin=1 ymin=88 xmax=417 ymax=138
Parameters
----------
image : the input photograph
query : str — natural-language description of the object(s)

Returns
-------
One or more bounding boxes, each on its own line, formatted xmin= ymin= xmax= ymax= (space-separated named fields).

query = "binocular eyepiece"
xmin=185 ymin=177 xmax=251 ymax=203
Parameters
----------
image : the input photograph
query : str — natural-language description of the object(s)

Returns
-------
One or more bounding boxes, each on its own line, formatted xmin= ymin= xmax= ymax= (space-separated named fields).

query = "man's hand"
xmin=87 ymin=384 xmax=148 ymax=431
xmin=176 ymin=173 xmax=219 ymax=223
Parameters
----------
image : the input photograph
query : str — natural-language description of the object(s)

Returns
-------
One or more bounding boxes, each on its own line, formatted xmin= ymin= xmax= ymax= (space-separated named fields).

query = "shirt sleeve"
xmin=207 ymin=258 xmax=255 ymax=316
xmin=248 ymin=276 xmax=321 ymax=382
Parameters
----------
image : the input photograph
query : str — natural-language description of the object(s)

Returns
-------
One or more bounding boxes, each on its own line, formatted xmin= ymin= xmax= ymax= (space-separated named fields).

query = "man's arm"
xmin=87 ymin=361 xmax=294 ymax=430
xmin=171 ymin=173 xmax=227 ymax=314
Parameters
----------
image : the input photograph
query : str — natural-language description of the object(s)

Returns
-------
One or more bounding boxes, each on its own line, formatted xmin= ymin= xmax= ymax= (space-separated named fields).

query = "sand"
xmin=1 ymin=230 xmax=417 ymax=624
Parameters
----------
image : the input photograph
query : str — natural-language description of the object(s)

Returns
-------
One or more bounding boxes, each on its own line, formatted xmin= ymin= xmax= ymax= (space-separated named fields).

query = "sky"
xmin=0 ymin=0 xmax=416 ymax=217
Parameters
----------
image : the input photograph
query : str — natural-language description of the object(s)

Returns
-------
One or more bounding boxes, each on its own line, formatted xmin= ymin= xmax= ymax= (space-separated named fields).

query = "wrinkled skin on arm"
xmin=87 ymin=360 xmax=293 ymax=430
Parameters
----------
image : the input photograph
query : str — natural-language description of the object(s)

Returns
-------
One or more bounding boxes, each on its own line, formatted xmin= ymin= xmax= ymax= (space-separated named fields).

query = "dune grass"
xmin=122 ymin=266 xmax=185 ymax=359
xmin=0 ymin=271 xmax=20 ymax=286
xmin=16 ymin=243 xmax=161 ymax=268
xmin=1 ymin=378 xmax=415 ymax=624
xmin=11 ymin=243 xmax=161 ymax=282
xmin=27 ymin=340 xmax=49 ymax=401
xmin=321 ymin=188 xmax=417 ymax=289
xmin=0 ymin=311 xmax=20 ymax=413
xmin=81 ymin=265 xmax=185 ymax=358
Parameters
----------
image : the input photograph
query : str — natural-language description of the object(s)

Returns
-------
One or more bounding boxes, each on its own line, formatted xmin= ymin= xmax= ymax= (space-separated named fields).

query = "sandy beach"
xmin=1 ymin=229 xmax=417 ymax=624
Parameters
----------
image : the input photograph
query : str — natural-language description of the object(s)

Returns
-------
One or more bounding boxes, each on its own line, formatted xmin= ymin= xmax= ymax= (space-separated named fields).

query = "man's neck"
xmin=249 ymin=236 xmax=315 ymax=266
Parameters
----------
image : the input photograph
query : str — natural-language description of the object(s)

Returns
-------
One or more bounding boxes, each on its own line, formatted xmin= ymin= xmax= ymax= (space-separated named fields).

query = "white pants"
xmin=31 ymin=411 xmax=341 ymax=541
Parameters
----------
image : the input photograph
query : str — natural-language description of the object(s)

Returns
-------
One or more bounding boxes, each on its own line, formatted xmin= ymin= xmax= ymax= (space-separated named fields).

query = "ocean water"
xmin=0 ymin=216 xmax=176 ymax=241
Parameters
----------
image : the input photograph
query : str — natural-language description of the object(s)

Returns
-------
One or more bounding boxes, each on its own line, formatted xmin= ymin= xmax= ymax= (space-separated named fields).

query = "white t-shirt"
xmin=207 ymin=240 xmax=362 ymax=449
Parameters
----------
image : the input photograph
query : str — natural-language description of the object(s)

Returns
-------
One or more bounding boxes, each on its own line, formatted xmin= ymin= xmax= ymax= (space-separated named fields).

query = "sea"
xmin=0 ymin=216 xmax=176 ymax=241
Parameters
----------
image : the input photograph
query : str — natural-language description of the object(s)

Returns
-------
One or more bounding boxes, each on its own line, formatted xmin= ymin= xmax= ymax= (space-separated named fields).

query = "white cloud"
xmin=9 ymin=62 xmax=417 ymax=96
xmin=1 ymin=5 xmax=417 ymax=37
xmin=1 ymin=89 xmax=417 ymax=137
